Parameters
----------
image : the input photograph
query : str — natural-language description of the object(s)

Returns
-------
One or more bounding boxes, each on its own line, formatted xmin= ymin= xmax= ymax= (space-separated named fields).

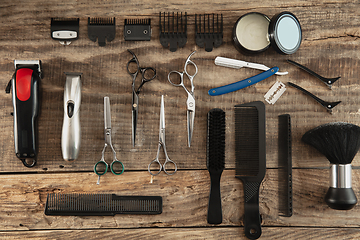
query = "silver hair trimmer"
xmin=61 ymin=72 xmax=82 ymax=161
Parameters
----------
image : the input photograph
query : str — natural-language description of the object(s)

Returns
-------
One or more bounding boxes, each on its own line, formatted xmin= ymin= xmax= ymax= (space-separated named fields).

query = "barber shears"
xmin=94 ymin=97 xmax=124 ymax=184
xmin=168 ymin=51 xmax=197 ymax=147
xmin=127 ymin=49 xmax=157 ymax=147
xmin=148 ymin=95 xmax=177 ymax=176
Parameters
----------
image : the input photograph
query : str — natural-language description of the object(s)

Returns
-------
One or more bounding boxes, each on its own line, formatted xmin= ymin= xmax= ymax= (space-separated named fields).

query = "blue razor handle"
xmin=208 ymin=67 xmax=279 ymax=96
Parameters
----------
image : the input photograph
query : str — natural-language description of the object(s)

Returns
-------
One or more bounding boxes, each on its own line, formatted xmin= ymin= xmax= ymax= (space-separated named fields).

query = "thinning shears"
xmin=94 ymin=97 xmax=124 ymax=185
xmin=127 ymin=49 xmax=157 ymax=147
xmin=148 ymin=95 xmax=177 ymax=176
xmin=168 ymin=51 xmax=197 ymax=147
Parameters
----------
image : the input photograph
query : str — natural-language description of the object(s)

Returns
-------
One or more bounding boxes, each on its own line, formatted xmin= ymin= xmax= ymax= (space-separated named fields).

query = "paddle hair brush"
xmin=302 ymin=122 xmax=360 ymax=210
xmin=206 ymin=108 xmax=225 ymax=224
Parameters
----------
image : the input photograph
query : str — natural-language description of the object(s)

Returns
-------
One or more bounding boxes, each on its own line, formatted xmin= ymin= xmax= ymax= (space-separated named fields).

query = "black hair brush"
xmin=302 ymin=122 xmax=360 ymax=210
xmin=206 ymin=108 xmax=225 ymax=224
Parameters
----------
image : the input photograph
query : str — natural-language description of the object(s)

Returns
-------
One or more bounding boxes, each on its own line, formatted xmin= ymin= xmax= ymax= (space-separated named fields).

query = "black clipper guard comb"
xmin=51 ymin=18 xmax=79 ymax=45
xmin=195 ymin=14 xmax=223 ymax=52
xmin=88 ymin=17 xmax=116 ymax=46
xmin=159 ymin=12 xmax=187 ymax=52
xmin=5 ymin=60 xmax=42 ymax=168
xmin=124 ymin=19 xmax=151 ymax=41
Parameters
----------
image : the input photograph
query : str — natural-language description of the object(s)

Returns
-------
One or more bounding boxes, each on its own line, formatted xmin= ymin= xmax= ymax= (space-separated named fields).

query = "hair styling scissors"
xmin=148 ymin=95 xmax=177 ymax=176
xmin=94 ymin=97 xmax=124 ymax=185
xmin=127 ymin=49 xmax=157 ymax=147
xmin=168 ymin=51 xmax=197 ymax=147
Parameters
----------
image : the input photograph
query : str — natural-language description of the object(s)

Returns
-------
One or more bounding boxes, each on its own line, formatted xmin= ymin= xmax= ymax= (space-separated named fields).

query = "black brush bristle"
xmin=207 ymin=108 xmax=225 ymax=171
xmin=302 ymin=122 xmax=360 ymax=164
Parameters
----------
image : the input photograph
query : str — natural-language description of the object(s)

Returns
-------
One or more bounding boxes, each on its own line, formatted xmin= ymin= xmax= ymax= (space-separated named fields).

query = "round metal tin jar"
xmin=233 ymin=12 xmax=302 ymax=55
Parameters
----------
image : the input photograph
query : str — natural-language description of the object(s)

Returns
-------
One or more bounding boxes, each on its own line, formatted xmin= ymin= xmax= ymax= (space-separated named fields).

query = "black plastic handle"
xmin=243 ymin=181 xmax=262 ymax=239
xmin=207 ymin=171 xmax=222 ymax=224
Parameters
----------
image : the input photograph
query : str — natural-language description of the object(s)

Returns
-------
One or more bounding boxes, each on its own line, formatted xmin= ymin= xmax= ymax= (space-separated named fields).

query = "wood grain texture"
xmin=1 ymin=1 xmax=360 ymax=172
xmin=1 ymin=227 xmax=360 ymax=240
xmin=0 ymin=169 xmax=359 ymax=231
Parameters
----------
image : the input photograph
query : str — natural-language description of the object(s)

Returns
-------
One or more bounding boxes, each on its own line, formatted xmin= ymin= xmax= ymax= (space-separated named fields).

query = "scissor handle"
xmin=168 ymin=71 xmax=184 ymax=87
xmin=148 ymin=159 xmax=162 ymax=176
xmin=94 ymin=160 xmax=108 ymax=176
xmin=141 ymin=67 xmax=157 ymax=81
xmin=110 ymin=160 xmax=124 ymax=175
xmin=184 ymin=59 xmax=198 ymax=80
xmin=163 ymin=158 xmax=177 ymax=175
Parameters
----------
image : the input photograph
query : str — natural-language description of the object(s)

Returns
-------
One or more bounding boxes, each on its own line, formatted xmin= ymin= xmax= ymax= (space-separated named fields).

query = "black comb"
xmin=206 ymin=108 xmax=226 ymax=224
xmin=195 ymin=14 xmax=223 ymax=52
xmin=159 ymin=12 xmax=187 ymax=52
xmin=235 ymin=101 xmax=266 ymax=240
xmin=44 ymin=193 xmax=162 ymax=215
xmin=278 ymin=114 xmax=293 ymax=217
xmin=124 ymin=19 xmax=151 ymax=41
xmin=88 ymin=17 xmax=116 ymax=46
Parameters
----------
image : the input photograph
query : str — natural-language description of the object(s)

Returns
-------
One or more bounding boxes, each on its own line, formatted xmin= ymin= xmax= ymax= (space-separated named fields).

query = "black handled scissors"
xmin=127 ymin=49 xmax=157 ymax=147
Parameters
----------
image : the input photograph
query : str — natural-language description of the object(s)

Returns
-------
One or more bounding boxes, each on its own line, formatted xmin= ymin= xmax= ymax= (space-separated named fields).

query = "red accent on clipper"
xmin=16 ymin=68 xmax=33 ymax=101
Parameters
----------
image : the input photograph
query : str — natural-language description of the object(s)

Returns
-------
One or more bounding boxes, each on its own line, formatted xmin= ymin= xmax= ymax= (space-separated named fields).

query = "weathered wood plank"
xmin=1 ymin=2 xmax=360 ymax=172
xmin=0 ymin=169 xmax=358 ymax=231
xmin=1 ymin=227 xmax=360 ymax=240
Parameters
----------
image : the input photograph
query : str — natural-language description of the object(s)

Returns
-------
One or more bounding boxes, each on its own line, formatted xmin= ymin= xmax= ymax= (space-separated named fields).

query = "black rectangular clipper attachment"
xmin=124 ymin=19 xmax=151 ymax=41
xmin=195 ymin=14 xmax=223 ymax=52
xmin=51 ymin=18 xmax=79 ymax=45
xmin=44 ymin=193 xmax=163 ymax=215
xmin=88 ymin=17 xmax=116 ymax=47
xmin=159 ymin=12 xmax=187 ymax=52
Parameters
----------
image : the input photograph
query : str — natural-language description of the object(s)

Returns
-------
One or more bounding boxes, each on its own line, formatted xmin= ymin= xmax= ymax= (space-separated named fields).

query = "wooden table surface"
xmin=1 ymin=0 xmax=360 ymax=239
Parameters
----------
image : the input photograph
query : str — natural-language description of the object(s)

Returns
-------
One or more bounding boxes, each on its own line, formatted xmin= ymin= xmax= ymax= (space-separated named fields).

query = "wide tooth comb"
xmin=235 ymin=101 xmax=266 ymax=240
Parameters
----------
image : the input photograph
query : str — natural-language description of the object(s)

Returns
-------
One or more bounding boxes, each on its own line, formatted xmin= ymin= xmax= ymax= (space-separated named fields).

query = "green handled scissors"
xmin=94 ymin=96 xmax=124 ymax=184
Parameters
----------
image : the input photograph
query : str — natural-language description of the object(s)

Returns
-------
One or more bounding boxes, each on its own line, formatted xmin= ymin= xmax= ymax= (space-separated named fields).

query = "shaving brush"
xmin=302 ymin=122 xmax=360 ymax=210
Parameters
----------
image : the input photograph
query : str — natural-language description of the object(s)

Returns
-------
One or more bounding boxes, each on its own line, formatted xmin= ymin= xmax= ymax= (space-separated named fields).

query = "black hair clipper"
xmin=5 ymin=60 xmax=42 ymax=167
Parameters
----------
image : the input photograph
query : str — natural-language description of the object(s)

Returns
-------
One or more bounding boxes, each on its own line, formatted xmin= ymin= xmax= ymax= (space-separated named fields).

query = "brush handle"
xmin=207 ymin=171 xmax=223 ymax=224
xmin=243 ymin=181 xmax=262 ymax=240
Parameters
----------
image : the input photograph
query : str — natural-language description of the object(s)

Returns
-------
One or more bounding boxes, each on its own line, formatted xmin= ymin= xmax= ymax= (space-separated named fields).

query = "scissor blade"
xmin=132 ymin=92 xmax=139 ymax=147
xmin=104 ymin=96 xmax=111 ymax=129
xmin=160 ymin=95 xmax=165 ymax=130
xmin=187 ymin=110 xmax=195 ymax=147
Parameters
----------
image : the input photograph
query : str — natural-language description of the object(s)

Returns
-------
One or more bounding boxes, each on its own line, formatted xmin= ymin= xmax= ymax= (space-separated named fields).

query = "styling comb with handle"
xmin=235 ymin=101 xmax=266 ymax=240
xmin=206 ymin=108 xmax=226 ymax=224
xmin=44 ymin=193 xmax=162 ymax=215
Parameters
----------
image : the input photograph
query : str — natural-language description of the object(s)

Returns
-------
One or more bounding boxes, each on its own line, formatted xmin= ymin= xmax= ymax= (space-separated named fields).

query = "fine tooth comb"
xmin=235 ymin=101 xmax=266 ymax=240
xmin=278 ymin=114 xmax=293 ymax=217
xmin=124 ymin=18 xmax=151 ymax=41
xmin=51 ymin=18 xmax=79 ymax=45
xmin=287 ymin=60 xmax=341 ymax=89
xmin=44 ymin=193 xmax=163 ymax=215
xmin=206 ymin=108 xmax=226 ymax=224
xmin=287 ymin=82 xmax=341 ymax=113
xmin=159 ymin=12 xmax=187 ymax=52
xmin=88 ymin=17 xmax=116 ymax=46
xmin=195 ymin=14 xmax=223 ymax=52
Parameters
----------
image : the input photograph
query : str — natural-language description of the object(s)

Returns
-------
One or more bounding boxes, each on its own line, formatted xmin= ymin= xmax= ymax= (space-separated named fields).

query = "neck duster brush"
xmin=302 ymin=122 xmax=360 ymax=210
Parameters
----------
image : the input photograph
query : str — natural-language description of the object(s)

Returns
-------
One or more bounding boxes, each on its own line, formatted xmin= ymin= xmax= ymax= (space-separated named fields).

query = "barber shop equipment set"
xmin=5 ymin=11 xmax=353 ymax=240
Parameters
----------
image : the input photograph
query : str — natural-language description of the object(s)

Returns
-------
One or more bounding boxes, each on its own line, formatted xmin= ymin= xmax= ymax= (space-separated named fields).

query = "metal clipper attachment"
xmin=124 ymin=19 xmax=151 ymax=41
xmin=5 ymin=60 xmax=42 ymax=167
xmin=195 ymin=14 xmax=223 ymax=52
xmin=88 ymin=17 xmax=116 ymax=46
xmin=159 ymin=12 xmax=187 ymax=52
xmin=51 ymin=18 xmax=79 ymax=45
